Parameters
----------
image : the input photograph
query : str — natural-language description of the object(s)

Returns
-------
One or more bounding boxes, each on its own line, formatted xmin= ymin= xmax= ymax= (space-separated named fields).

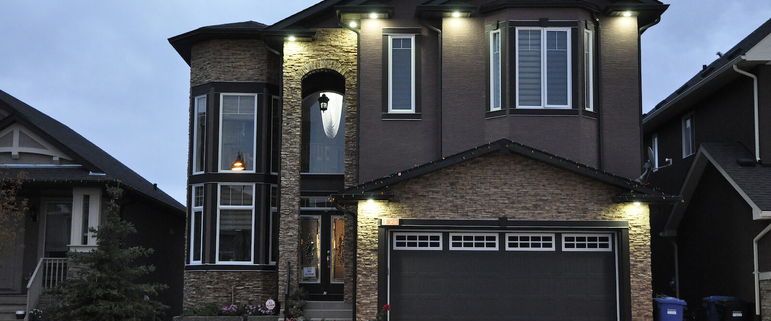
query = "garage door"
xmin=388 ymin=230 xmax=618 ymax=321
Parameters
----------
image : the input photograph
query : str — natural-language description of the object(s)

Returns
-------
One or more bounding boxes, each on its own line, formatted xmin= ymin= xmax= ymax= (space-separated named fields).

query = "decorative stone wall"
xmin=762 ymin=279 xmax=771 ymax=321
xmin=279 ymin=28 xmax=358 ymax=302
xmin=190 ymin=39 xmax=279 ymax=87
xmin=355 ymin=153 xmax=652 ymax=321
xmin=183 ymin=270 xmax=278 ymax=309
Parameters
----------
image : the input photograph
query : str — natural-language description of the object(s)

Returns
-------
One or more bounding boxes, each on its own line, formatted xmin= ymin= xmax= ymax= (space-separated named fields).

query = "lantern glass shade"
xmin=318 ymin=94 xmax=330 ymax=112
xmin=231 ymin=152 xmax=246 ymax=171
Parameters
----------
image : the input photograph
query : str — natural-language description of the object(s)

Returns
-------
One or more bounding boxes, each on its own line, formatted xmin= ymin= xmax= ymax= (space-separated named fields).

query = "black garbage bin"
xmin=702 ymin=296 xmax=749 ymax=321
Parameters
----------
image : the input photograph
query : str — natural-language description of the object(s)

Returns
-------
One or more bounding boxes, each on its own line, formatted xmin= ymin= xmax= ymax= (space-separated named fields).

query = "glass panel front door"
xmin=298 ymin=212 xmax=345 ymax=300
xmin=44 ymin=201 xmax=72 ymax=258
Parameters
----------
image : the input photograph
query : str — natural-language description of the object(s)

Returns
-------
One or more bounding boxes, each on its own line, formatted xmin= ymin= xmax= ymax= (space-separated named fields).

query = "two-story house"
xmin=643 ymin=19 xmax=771 ymax=319
xmin=169 ymin=1 xmax=672 ymax=320
xmin=0 ymin=90 xmax=186 ymax=320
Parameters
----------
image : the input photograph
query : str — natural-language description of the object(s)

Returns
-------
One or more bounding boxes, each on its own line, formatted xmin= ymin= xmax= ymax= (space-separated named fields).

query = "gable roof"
xmin=663 ymin=143 xmax=771 ymax=236
xmin=169 ymin=21 xmax=268 ymax=65
xmin=0 ymin=89 xmax=184 ymax=213
xmin=333 ymin=139 xmax=677 ymax=203
xmin=643 ymin=19 xmax=771 ymax=131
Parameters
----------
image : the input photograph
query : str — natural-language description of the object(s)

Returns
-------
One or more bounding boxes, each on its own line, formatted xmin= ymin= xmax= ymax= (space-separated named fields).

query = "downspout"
xmin=732 ymin=63 xmax=760 ymax=162
xmin=421 ymin=20 xmax=442 ymax=158
xmin=672 ymin=239 xmax=680 ymax=298
xmin=591 ymin=13 xmax=603 ymax=170
xmin=753 ymin=222 xmax=771 ymax=317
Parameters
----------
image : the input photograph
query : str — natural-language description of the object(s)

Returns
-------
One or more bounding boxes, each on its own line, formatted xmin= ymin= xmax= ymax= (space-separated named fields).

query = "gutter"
xmin=732 ymin=63 xmax=760 ymax=162
xmin=754 ymin=222 xmax=771 ymax=317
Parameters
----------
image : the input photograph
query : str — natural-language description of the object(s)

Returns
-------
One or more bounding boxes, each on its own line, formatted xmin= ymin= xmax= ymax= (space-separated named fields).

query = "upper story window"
xmin=516 ymin=27 xmax=571 ymax=109
xmin=388 ymin=34 xmax=415 ymax=113
xmin=190 ymin=185 xmax=204 ymax=264
xmin=584 ymin=29 xmax=594 ymax=112
xmin=682 ymin=114 xmax=695 ymax=158
xmin=489 ymin=30 xmax=502 ymax=111
xmin=216 ymin=183 xmax=254 ymax=264
xmin=193 ymin=95 xmax=206 ymax=174
xmin=302 ymin=92 xmax=345 ymax=174
xmin=219 ymin=94 xmax=258 ymax=172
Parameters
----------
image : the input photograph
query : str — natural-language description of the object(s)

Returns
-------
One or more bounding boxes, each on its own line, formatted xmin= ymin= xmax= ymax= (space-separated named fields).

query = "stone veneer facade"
xmin=355 ymin=153 xmax=652 ymax=321
xmin=183 ymin=271 xmax=278 ymax=309
xmin=189 ymin=38 xmax=279 ymax=87
xmin=278 ymin=28 xmax=359 ymax=302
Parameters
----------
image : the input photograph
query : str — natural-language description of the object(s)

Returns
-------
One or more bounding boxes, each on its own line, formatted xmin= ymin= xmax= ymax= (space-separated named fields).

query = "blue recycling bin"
xmin=654 ymin=297 xmax=687 ymax=321
xmin=703 ymin=296 xmax=749 ymax=321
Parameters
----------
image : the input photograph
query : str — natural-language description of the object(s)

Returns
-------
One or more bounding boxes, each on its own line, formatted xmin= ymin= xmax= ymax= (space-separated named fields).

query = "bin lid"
xmin=655 ymin=297 xmax=687 ymax=306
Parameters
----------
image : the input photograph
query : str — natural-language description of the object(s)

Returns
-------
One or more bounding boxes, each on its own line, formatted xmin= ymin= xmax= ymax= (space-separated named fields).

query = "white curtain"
xmin=320 ymin=92 xmax=343 ymax=139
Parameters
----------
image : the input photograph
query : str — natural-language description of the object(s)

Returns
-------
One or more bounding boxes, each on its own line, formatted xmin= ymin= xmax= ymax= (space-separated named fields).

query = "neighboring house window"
xmin=190 ymin=185 xmax=204 ymax=264
xmin=682 ymin=114 xmax=695 ymax=157
xmin=192 ymin=95 xmax=206 ymax=174
xmin=516 ymin=27 xmax=571 ymax=108
xmin=651 ymin=134 xmax=660 ymax=169
xmin=219 ymin=94 xmax=258 ymax=172
xmin=70 ymin=188 xmax=101 ymax=250
xmin=490 ymin=29 xmax=502 ymax=111
xmin=216 ymin=183 xmax=254 ymax=264
xmin=584 ymin=29 xmax=594 ymax=111
xmin=388 ymin=34 xmax=415 ymax=113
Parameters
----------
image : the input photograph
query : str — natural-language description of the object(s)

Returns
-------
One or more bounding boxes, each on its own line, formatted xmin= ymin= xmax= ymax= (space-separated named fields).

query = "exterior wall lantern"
xmin=231 ymin=152 xmax=246 ymax=171
xmin=318 ymin=93 xmax=330 ymax=112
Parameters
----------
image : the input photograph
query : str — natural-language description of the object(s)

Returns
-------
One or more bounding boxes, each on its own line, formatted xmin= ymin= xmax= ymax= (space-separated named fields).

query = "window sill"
xmin=485 ymin=110 xmax=507 ymax=119
xmin=582 ymin=110 xmax=598 ymax=118
xmin=185 ymin=264 xmax=277 ymax=271
xmin=509 ymin=108 xmax=579 ymax=116
xmin=382 ymin=113 xmax=421 ymax=120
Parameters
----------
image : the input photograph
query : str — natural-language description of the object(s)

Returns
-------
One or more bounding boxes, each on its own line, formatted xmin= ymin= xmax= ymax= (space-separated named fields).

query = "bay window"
xmin=516 ymin=27 xmax=571 ymax=109
xmin=190 ymin=185 xmax=204 ymax=264
xmin=490 ymin=29 xmax=502 ymax=111
xmin=219 ymin=94 xmax=258 ymax=172
xmin=388 ymin=34 xmax=415 ymax=113
xmin=193 ymin=95 xmax=206 ymax=174
xmin=216 ymin=183 xmax=254 ymax=264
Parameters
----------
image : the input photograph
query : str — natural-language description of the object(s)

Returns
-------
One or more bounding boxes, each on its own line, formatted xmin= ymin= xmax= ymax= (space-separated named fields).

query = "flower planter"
xmin=173 ymin=316 xmax=280 ymax=321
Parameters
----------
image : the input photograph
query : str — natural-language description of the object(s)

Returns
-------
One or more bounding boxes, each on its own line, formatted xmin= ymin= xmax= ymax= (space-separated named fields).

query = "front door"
xmin=299 ymin=211 xmax=345 ymax=300
xmin=43 ymin=201 xmax=72 ymax=258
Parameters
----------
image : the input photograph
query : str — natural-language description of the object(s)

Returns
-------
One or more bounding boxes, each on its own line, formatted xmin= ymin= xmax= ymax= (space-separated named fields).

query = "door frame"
xmin=378 ymin=219 xmax=632 ymax=321
xmin=37 ymin=198 xmax=73 ymax=260
xmin=298 ymin=209 xmax=345 ymax=301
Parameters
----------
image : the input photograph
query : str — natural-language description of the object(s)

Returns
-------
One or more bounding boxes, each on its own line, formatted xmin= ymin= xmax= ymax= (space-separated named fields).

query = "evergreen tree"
xmin=50 ymin=186 xmax=167 ymax=321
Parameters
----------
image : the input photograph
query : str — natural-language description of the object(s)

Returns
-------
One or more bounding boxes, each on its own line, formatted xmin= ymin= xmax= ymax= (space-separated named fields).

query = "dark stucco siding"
xmin=757 ymin=65 xmax=771 ymax=162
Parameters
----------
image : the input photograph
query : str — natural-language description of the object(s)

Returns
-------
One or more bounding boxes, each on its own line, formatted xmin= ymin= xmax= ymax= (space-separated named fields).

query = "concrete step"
xmin=0 ymin=295 xmax=26 ymax=306
xmin=0 ymin=295 xmax=27 ymax=321
xmin=302 ymin=301 xmax=352 ymax=320
xmin=303 ymin=300 xmax=352 ymax=310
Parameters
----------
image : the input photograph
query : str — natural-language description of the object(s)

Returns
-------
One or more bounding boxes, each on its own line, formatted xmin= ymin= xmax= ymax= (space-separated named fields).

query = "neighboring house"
xmin=643 ymin=19 xmax=771 ymax=319
xmin=169 ymin=1 xmax=672 ymax=320
xmin=0 ymin=90 xmax=185 ymax=320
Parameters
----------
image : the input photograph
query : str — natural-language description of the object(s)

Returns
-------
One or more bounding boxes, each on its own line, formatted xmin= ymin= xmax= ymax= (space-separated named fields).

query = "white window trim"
xmin=387 ymin=34 xmax=416 ymax=114
xmin=192 ymin=95 xmax=206 ymax=175
xmin=682 ymin=113 xmax=695 ymax=158
xmin=562 ymin=233 xmax=613 ymax=252
xmin=449 ymin=232 xmax=499 ymax=251
xmin=215 ymin=183 xmax=256 ymax=265
xmin=69 ymin=188 xmax=101 ymax=250
xmin=505 ymin=232 xmax=556 ymax=251
xmin=189 ymin=184 xmax=204 ymax=265
xmin=218 ymin=93 xmax=259 ymax=173
xmin=651 ymin=134 xmax=660 ymax=169
xmin=489 ymin=29 xmax=502 ymax=111
xmin=392 ymin=232 xmax=442 ymax=250
xmin=515 ymin=27 xmax=573 ymax=109
xmin=584 ymin=29 xmax=594 ymax=112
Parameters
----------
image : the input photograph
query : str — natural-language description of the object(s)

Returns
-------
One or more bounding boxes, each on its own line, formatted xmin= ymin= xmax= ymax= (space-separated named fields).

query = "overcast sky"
xmin=0 ymin=1 xmax=769 ymax=203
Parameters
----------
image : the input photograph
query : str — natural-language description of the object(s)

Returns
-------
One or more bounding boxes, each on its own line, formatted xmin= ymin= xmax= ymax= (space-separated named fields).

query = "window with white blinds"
xmin=516 ymin=27 xmax=571 ymax=109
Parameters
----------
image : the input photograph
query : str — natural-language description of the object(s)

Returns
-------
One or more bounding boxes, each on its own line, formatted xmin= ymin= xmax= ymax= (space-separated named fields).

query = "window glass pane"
xmin=219 ymin=184 xmax=254 ymax=206
xmin=584 ymin=31 xmax=593 ymax=111
xmin=193 ymin=185 xmax=204 ymax=208
xmin=194 ymin=96 xmax=206 ymax=173
xmin=192 ymin=211 xmax=202 ymax=262
xmin=220 ymin=95 xmax=256 ymax=171
xmin=491 ymin=31 xmax=501 ymax=110
xmin=546 ymin=30 xmax=569 ymax=106
xmin=390 ymin=36 xmax=413 ymax=111
xmin=301 ymin=93 xmax=345 ymax=174
xmin=299 ymin=217 xmax=321 ymax=282
xmin=683 ymin=117 xmax=694 ymax=156
xmin=518 ymin=29 xmax=542 ymax=106
xmin=218 ymin=209 xmax=252 ymax=262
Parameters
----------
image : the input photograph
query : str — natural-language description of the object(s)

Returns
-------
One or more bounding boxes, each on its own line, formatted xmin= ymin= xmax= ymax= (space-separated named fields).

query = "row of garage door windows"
xmin=392 ymin=232 xmax=613 ymax=252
